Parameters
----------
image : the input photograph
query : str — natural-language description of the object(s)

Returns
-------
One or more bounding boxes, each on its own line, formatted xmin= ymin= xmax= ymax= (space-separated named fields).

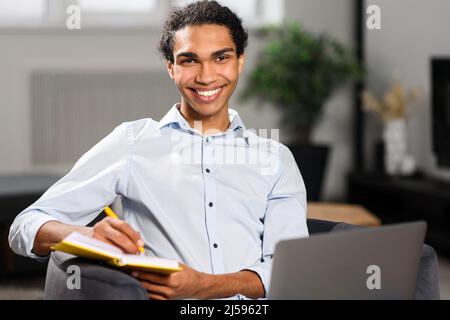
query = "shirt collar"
xmin=227 ymin=108 xmax=246 ymax=132
xmin=157 ymin=104 xmax=247 ymax=134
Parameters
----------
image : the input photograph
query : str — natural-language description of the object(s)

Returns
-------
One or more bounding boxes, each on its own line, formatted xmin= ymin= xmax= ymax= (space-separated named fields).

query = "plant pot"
xmin=287 ymin=144 xmax=330 ymax=201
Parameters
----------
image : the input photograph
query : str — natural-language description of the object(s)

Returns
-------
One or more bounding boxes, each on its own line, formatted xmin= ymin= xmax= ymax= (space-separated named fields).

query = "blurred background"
xmin=0 ymin=0 xmax=449 ymax=299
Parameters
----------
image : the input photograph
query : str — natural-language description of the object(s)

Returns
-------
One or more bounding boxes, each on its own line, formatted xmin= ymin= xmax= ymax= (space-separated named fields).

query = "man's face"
xmin=167 ymin=24 xmax=245 ymax=118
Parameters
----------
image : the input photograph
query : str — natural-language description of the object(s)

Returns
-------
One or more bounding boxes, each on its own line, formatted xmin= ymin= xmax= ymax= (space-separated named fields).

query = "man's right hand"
xmin=88 ymin=217 xmax=144 ymax=254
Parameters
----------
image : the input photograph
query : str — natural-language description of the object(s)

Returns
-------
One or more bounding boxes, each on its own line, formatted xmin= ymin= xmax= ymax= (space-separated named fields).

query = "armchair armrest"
xmin=44 ymin=251 xmax=148 ymax=300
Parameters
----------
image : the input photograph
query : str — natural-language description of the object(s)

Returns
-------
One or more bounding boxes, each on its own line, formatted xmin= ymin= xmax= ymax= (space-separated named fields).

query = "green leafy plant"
xmin=241 ymin=22 xmax=362 ymax=144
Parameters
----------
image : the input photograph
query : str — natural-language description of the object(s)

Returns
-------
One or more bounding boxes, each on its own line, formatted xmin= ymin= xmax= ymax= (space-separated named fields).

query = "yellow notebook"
xmin=51 ymin=232 xmax=182 ymax=275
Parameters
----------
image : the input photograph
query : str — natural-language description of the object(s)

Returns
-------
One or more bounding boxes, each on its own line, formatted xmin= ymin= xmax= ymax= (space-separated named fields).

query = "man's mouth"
xmin=189 ymin=86 xmax=224 ymax=102
xmin=196 ymin=88 xmax=222 ymax=97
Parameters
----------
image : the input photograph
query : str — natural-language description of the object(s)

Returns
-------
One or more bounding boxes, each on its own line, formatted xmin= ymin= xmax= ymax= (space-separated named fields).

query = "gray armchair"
xmin=44 ymin=251 xmax=147 ymax=300
xmin=44 ymin=219 xmax=440 ymax=299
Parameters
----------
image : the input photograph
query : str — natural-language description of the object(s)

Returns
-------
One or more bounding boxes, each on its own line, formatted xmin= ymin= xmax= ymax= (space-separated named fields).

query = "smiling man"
xmin=167 ymin=23 xmax=244 ymax=133
xmin=9 ymin=0 xmax=308 ymax=300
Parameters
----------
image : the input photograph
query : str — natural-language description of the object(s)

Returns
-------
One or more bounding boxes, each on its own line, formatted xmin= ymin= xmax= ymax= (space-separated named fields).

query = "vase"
xmin=382 ymin=118 xmax=416 ymax=176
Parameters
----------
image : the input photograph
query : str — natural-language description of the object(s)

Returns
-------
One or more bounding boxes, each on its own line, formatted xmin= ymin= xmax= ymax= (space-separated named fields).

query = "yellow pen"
xmin=104 ymin=206 xmax=145 ymax=254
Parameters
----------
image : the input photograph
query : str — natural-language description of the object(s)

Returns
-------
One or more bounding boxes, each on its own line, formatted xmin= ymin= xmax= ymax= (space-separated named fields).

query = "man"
xmin=9 ymin=0 xmax=308 ymax=300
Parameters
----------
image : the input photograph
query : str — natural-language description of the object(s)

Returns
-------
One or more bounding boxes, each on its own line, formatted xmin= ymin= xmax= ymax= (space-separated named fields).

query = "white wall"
xmin=364 ymin=0 xmax=450 ymax=180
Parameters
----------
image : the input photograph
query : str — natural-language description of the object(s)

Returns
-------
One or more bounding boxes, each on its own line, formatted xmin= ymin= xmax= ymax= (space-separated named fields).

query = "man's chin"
xmin=193 ymin=105 xmax=225 ymax=118
xmin=183 ymin=99 xmax=226 ymax=116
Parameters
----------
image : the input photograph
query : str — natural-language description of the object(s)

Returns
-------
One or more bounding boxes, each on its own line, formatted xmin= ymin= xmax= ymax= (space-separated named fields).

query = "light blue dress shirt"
xmin=9 ymin=104 xmax=308 ymax=299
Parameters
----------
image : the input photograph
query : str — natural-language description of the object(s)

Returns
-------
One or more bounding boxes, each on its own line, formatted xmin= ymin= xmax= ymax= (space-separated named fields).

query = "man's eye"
xmin=181 ymin=58 xmax=195 ymax=64
xmin=216 ymin=55 xmax=229 ymax=62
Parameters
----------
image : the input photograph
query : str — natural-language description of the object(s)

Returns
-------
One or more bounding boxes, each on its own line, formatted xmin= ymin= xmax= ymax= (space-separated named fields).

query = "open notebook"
xmin=51 ymin=232 xmax=182 ymax=275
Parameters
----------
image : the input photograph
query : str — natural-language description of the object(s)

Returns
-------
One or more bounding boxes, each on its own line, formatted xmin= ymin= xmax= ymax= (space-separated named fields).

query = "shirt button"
xmin=205 ymin=137 xmax=212 ymax=143
xmin=209 ymin=202 xmax=213 ymax=207
xmin=213 ymin=243 xmax=218 ymax=248
xmin=205 ymin=168 xmax=210 ymax=173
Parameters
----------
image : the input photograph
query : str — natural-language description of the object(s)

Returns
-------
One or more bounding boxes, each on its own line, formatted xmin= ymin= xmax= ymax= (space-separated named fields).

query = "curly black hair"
xmin=159 ymin=0 xmax=248 ymax=63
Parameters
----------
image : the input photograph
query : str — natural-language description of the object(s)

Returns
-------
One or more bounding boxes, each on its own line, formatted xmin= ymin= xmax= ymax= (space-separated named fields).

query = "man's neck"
xmin=178 ymin=103 xmax=230 ymax=135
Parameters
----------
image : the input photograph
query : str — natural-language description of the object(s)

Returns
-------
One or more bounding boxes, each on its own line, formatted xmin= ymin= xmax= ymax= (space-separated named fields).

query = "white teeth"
xmin=196 ymin=88 xmax=221 ymax=97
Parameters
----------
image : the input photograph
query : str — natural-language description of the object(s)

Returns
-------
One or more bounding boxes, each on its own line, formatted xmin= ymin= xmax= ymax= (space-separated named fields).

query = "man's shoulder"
xmin=119 ymin=118 xmax=159 ymax=141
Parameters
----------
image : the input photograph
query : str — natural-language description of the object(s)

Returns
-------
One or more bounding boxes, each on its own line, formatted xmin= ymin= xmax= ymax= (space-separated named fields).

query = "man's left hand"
xmin=131 ymin=263 xmax=206 ymax=300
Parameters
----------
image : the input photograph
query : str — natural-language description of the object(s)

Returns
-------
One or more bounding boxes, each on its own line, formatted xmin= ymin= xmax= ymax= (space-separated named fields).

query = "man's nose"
xmin=195 ymin=63 xmax=217 ymax=85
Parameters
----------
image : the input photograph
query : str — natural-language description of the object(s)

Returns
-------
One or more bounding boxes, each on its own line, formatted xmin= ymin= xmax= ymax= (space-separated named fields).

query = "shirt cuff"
xmin=9 ymin=210 xmax=61 ymax=261
xmin=242 ymin=259 xmax=273 ymax=299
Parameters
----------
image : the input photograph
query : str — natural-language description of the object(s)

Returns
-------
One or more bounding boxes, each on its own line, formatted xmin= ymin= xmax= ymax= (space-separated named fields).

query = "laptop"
xmin=268 ymin=221 xmax=427 ymax=299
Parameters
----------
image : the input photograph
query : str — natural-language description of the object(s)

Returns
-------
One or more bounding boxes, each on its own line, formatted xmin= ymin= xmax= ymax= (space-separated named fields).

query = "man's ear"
xmin=167 ymin=60 xmax=175 ymax=79
xmin=238 ymin=54 xmax=245 ymax=74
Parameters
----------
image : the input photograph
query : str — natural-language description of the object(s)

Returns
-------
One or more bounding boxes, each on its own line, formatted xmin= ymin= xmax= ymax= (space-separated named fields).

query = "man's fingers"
xmin=141 ymin=281 xmax=167 ymax=298
xmin=92 ymin=234 xmax=118 ymax=247
xmin=102 ymin=225 xmax=140 ymax=253
xmin=93 ymin=217 xmax=144 ymax=253
xmin=140 ymin=281 xmax=170 ymax=297
xmin=106 ymin=217 xmax=144 ymax=247
xmin=132 ymin=271 xmax=170 ymax=285
xmin=148 ymin=293 xmax=168 ymax=300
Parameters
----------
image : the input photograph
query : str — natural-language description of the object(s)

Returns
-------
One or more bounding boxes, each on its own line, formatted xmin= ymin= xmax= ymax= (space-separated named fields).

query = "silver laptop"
xmin=268 ymin=221 xmax=426 ymax=300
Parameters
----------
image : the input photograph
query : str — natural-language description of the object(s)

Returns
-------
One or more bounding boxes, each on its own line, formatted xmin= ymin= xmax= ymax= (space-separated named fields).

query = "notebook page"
xmin=64 ymin=232 xmax=124 ymax=259
xmin=121 ymin=254 xmax=180 ymax=269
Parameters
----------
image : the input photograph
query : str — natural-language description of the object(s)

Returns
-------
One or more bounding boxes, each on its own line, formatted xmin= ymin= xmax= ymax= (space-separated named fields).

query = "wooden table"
xmin=307 ymin=202 xmax=381 ymax=227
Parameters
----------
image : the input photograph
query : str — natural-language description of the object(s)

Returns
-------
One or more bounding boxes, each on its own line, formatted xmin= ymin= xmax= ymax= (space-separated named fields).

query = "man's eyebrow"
xmin=211 ymin=48 xmax=235 ymax=57
xmin=176 ymin=52 xmax=199 ymax=59
xmin=175 ymin=48 xmax=235 ymax=59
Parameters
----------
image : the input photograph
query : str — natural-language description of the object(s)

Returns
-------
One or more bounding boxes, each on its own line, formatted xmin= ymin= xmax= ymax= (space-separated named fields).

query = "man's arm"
xmin=241 ymin=144 xmax=308 ymax=295
xmin=9 ymin=122 xmax=131 ymax=259
xmin=196 ymin=269 xmax=265 ymax=299
xmin=132 ymin=264 xmax=264 ymax=300
xmin=33 ymin=218 xmax=145 ymax=257
xmin=32 ymin=221 xmax=91 ymax=256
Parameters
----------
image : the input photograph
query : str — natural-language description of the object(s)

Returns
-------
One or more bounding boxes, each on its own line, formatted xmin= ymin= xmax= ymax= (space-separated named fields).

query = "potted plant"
xmin=241 ymin=22 xmax=361 ymax=200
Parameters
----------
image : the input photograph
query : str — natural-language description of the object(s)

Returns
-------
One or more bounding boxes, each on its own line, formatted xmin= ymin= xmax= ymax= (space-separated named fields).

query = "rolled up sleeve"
xmin=8 ymin=122 xmax=131 ymax=259
xmin=243 ymin=145 xmax=309 ymax=297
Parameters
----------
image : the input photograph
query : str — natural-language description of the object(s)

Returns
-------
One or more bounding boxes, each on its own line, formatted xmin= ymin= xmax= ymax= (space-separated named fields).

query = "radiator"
xmin=30 ymin=71 xmax=177 ymax=165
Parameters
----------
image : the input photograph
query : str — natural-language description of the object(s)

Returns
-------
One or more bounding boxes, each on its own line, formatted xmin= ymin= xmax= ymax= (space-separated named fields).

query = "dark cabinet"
xmin=347 ymin=172 xmax=450 ymax=257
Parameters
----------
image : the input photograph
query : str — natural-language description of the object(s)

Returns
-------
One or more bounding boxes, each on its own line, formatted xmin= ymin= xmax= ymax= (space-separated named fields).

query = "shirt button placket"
xmin=203 ymin=136 xmax=223 ymax=274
